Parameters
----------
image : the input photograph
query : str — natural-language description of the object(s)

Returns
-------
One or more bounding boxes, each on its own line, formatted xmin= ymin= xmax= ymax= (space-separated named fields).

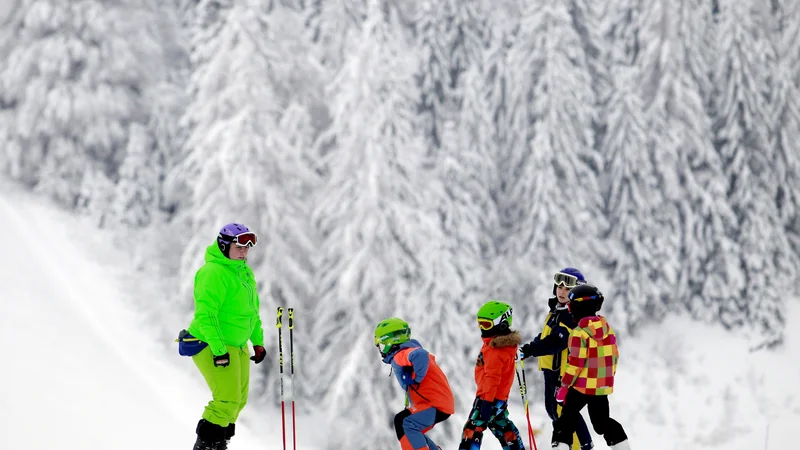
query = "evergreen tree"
xmin=309 ymin=1 xmax=459 ymax=446
xmin=710 ymin=0 xmax=788 ymax=337
xmin=770 ymin=0 xmax=800 ymax=266
xmin=0 ymin=0 xmax=164 ymax=209
xmin=503 ymin=0 xmax=604 ymax=281
xmin=415 ymin=0 xmax=487 ymax=150
xmin=599 ymin=63 xmax=657 ymax=330
xmin=113 ymin=123 xmax=158 ymax=228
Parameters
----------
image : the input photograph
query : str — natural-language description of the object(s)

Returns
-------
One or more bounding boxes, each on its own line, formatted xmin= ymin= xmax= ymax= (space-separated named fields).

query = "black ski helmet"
xmin=568 ymin=284 xmax=604 ymax=320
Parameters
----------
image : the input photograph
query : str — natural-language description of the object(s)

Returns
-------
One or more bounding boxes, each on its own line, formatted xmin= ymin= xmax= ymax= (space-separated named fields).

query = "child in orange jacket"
xmin=375 ymin=318 xmax=455 ymax=450
xmin=459 ymin=301 xmax=525 ymax=450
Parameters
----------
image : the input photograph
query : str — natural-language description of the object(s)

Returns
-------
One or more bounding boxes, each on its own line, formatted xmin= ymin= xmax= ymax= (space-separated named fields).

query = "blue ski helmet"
xmin=217 ymin=223 xmax=251 ymax=258
xmin=553 ymin=267 xmax=586 ymax=295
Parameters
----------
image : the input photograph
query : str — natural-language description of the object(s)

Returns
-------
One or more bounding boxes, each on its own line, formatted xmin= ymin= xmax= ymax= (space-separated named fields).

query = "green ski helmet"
xmin=374 ymin=317 xmax=411 ymax=357
xmin=476 ymin=300 xmax=513 ymax=335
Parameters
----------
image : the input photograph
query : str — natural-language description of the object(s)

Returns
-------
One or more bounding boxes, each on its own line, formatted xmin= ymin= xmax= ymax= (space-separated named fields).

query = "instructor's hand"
xmin=214 ymin=352 xmax=230 ymax=367
xmin=250 ymin=345 xmax=266 ymax=364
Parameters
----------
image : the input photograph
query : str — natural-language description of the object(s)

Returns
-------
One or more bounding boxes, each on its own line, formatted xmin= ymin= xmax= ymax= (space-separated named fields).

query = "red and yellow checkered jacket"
xmin=560 ymin=315 xmax=618 ymax=395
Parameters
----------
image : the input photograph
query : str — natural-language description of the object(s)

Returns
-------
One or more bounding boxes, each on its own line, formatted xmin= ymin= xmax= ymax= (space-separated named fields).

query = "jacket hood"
xmin=205 ymin=242 xmax=248 ymax=267
xmin=486 ymin=331 xmax=522 ymax=348
xmin=577 ymin=316 xmax=612 ymax=341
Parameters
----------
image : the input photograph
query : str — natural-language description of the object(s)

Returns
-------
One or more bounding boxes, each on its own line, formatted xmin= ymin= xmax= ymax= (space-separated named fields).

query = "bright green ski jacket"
xmin=187 ymin=242 xmax=264 ymax=356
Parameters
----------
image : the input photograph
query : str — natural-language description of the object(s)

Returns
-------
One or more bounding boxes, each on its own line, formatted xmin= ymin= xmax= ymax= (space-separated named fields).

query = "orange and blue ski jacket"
xmin=473 ymin=331 xmax=522 ymax=402
xmin=385 ymin=340 xmax=455 ymax=414
xmin=561 ymin=315 xmax=619 ymax=396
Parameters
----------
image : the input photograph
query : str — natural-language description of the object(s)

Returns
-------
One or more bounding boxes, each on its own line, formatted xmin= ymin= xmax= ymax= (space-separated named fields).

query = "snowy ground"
xmin=1 ymin=178 xmax=797 ymax=450
xmin=0 ymin=182 xmax=317 ymax=450
xmin=503 ymin=303 xmax=800 ymax=450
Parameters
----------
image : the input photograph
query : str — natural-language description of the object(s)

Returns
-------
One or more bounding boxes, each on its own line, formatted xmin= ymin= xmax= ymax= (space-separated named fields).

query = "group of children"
xmin=373 ymin=268 xmax=633 ymax=450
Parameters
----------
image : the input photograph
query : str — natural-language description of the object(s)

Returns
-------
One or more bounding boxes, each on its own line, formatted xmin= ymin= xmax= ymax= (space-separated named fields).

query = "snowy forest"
xmin=1 ymin=0 xmax=798 ymax=448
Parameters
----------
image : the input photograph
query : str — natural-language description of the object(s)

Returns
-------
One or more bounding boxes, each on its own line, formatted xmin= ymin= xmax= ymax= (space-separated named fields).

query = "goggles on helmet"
xmin=220 ymin=231 xmax=258 ymax=248
xmin=553 ymin=272 xmax=580 ymax=288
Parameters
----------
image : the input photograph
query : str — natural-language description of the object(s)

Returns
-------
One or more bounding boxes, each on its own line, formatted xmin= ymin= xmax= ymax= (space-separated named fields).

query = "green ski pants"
xmin=193 ymin=345 xmax=250 ymax=427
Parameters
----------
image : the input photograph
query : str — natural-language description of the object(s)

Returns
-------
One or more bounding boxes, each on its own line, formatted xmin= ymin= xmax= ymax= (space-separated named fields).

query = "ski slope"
xmin=1 ymin=178 xmax=798 ymax=450
xmin=0 ymin=183 xmax=315 ymax=450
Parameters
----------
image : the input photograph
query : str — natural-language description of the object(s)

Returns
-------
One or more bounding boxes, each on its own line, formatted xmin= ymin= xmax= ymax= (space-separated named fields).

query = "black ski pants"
xmin=552 ymin=388 xmax=628 ymax=447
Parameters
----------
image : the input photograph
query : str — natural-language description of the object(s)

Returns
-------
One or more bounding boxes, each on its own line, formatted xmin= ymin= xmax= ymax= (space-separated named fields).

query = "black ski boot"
xmin=193 ymin=419 xmax=226 ymax=450
xmin=218 ymin=423 xmax=235 ymax=450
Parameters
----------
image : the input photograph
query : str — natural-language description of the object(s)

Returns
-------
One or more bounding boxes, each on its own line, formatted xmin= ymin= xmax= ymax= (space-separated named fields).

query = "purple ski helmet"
xmin=217 ymin=223 xmax=252 ymax=258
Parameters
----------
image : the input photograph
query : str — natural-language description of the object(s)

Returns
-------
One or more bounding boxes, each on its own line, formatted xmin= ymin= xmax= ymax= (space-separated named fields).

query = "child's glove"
xmin=250 ymin=345 xmax=266 ymax=364
xmin=477 ymin=399 xmax=495 ymax=422
xmin=399 ymin=368 xmax=417 ymax=389
xmin=555 ymin=386 xmax=569 ymax=404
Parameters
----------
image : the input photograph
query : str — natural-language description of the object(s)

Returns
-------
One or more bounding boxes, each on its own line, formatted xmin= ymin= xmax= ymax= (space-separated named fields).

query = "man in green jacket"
xmin=185 ymin=223 xmax=266 ymax=450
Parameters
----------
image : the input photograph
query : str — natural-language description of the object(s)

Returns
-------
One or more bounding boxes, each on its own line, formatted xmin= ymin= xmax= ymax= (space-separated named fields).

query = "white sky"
xmin=0 ymin=177 xmax=798 ymax=450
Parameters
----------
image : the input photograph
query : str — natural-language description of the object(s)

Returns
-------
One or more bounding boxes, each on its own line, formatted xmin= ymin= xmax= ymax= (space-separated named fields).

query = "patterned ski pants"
xmin=458 ymin=398 xmax=525 ymax=450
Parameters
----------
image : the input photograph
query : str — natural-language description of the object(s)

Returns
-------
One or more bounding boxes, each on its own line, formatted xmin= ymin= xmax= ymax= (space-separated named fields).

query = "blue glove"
xmin=476 ymin=399 xmax=494 ymax=422
xmin=399 ymin=367 xmax=416 ymax=389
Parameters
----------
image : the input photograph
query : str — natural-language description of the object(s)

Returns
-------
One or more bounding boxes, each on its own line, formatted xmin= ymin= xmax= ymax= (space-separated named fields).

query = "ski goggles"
xmin=553 ymin=272 xmax=580 ymax=288
xmin=477 ymin=317 xmax=497 ymax=331
xmin=219 ymin=231 xmax=258 ymax=247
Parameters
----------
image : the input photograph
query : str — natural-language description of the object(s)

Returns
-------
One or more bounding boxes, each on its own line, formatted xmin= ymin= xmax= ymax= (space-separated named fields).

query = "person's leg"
xmin=191 ymin=346 xmax=243 ymax=448
xmin=543 ymin=371 xmax=560 ymax=423
xmin=551 ymin=389 xmax=588 ymax=448
xmin=192 ymin=345 xmax=244 ymax=426
xmin=574 ymin=413 xmax=594 ymax=450
xmin=459 ymin=398 xmax=488 ymax=450
xmin=219 ymin=347 xmax=249 ymax=449
xmin=486 ymin=401 xmax=525 ymax=450
xmin=585 ymin=396 xmax=628 ymax=447
xmin=232 ymin=346 xmax=250 ymax=423
xmin=395 ymin=405 xmax=438 ymax=450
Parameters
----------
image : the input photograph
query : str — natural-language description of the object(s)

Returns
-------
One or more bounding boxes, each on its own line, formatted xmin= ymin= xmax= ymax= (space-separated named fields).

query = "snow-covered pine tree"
xmin=308 ymin=0 xmax=462 ymax=446
xmin=769 ymin=0 xmax=800 ymax=273
xmin=571 ymin=0 xmax=611 ymax=148
xmin=306 ymin=0 xmax=367 ymax=74
xmin=631 ymin=0 xmax=735 ymax=326
xmin=0 ymin=0 xmax=164 ymax=210
xmin=502 ymin=0 xmax=604 ymax=305
xmin=113 ymin=123 xmax=158 ymax=229
xmin=598 ymin=61 xmax=656 ymax=330
xmin=710 ymin=0 xmax=789 ymax=338
xmin=415 ymin=0 xmax=486 ymax=150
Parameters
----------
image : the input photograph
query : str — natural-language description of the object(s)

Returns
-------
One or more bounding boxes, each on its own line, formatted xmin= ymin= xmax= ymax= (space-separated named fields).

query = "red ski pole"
xmin=516 ymin=359 xmax=538 ymax=450
xmin=288 ymin=308 xmax=297 ymax=450
xmin=277 ymin=307 xmax=287 ymax=450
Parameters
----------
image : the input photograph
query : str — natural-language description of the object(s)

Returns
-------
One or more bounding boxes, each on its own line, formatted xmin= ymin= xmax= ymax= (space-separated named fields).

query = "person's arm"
xmin=192 ymin=267 xmax=227 ymax=356
xmin=478 ymin=350 xmax=505 ymax=402
xmin=249 ymin=293 xmax=264 ymax=346
xmin=560 ymin=331 xmax=587 ymax=388
xmin=522 ymin=326 xmax=569 ymax=357
xmin=393 ymin=347 xmax=430 ymax=384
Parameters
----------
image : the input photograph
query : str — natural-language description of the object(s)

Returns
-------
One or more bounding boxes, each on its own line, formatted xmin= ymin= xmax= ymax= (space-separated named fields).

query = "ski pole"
xmin=277 ymin=307 xmax=287 ymax=450
xmin=288 ymin=308 xmax=297 ymax=450
xmin=516 ymin=359 xmax=538 ymax=450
